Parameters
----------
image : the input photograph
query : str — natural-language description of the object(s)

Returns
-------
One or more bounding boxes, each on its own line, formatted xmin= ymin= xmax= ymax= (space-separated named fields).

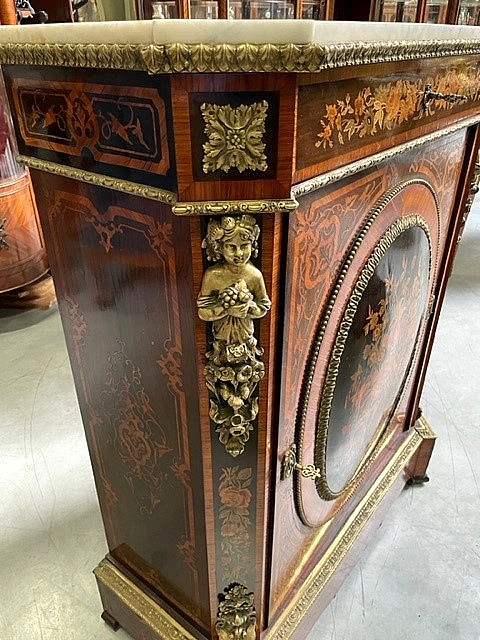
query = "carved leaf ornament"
xmin=201 ymin=101 xmax=268 ymax=174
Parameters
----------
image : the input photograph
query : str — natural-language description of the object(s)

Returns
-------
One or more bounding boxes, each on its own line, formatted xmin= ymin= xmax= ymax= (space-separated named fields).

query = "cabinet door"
xmin=268 ymin=127 xmax=470 ymax=620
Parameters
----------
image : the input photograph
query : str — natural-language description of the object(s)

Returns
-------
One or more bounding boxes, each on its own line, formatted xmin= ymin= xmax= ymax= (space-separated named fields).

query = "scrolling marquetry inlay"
xmin=201 ymin=101 xmax=269 ymax=175
xmin=12 ymin=78 xmax=170 ymax=174
xmin=315 ymin=68 xmax=480 ymax=152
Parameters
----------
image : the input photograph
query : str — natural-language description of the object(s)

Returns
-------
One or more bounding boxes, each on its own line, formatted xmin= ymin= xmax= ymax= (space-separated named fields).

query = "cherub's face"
xmin=222 ymin=233 xmax=252 ymax=266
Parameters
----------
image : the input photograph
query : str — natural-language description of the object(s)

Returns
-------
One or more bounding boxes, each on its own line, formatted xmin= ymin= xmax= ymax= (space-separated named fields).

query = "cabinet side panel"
xmin=30 ymin=170 xmax=211 ymax=633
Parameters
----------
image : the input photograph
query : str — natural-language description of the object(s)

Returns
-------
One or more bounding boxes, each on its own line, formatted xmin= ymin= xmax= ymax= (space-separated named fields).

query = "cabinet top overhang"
xmin=0 ymin=19 xmax=480 ymax=73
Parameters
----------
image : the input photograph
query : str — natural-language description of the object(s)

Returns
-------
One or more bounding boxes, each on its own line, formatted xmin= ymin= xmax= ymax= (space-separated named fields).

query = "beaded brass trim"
xmin=313 ymin=214 xmax=432 ymax=501
xmin=294 ymin=179 xmax=438 ymax=526
xmin=17 ymin=155 xmax=177 ymax=204
xmin=93 ymin=560 xmax=199 ymax=640
xmin=173 ymin=198 xmax=298 ymax=216
xmin=265 ymin=419 xmax=431 ymax=640
xmin=292 ymin=114 xmax=480 ymax=198
xmin=1 ymin=40 xmax=480 ymax=73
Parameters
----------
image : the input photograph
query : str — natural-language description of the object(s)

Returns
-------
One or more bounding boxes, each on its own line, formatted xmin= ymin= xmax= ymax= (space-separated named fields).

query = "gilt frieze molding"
xmin=173 ymin=198 xmax=298 ymax=216
xmin=17 ymin=155 xmax=177 ymax=204
xmin=94 ymin=560 xmax=198 ymax=640
xmin=292 ymin=113 xmax=480 ymax=198
xmin=1 ymin=40 xmax=480 ymax=73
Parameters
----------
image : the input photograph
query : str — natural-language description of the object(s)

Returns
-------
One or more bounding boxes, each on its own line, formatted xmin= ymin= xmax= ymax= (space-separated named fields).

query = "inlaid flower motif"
xmin=218 ymin=466 xmax=253 ymax=582
xmin=315 ymin=69 xmax=480 ymax=151
xmin=201 ymin=100 xmax=268 ymax=174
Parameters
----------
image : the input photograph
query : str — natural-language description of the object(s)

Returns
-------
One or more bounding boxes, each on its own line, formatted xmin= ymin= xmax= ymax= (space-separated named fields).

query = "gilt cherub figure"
xmin=197 ymin=215 xmax=271 ymax=456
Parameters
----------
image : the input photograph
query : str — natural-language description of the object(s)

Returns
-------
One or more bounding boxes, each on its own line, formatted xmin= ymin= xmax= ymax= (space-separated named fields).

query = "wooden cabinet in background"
xmin=0 ymin=71 xmax=48 ymax=295
xmin=1 ymin=20 xmax=479 ymax=640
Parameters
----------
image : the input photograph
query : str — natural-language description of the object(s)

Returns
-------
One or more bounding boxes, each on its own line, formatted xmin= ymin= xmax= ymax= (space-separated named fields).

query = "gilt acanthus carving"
xmin=201 ymin=101 xmax=268 ymax=174
xmin=197 ymin=215 xmax=271 ymax=457
xmin=216 ymin=583 xmax=257 ymax=640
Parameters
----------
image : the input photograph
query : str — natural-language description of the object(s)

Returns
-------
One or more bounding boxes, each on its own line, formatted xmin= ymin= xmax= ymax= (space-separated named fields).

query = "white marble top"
xmin=0 ymin=19 xmax=479 ymax=46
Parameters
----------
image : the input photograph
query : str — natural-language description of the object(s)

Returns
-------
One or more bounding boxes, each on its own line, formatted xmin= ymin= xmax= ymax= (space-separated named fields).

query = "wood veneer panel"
xmin=0 ymin=172 xmax=48 ymax=293
xmin=3 ymin=66 xmax=177 ymax=192
xmin=269 ymin=127 xmax=469 ymax=620
xmin=295 ymin=56 xmax=480 ymax=184
xmin=30 ymin=169 xmax=211 ymax=634
xmin=171 ymin=73 xmax=297 ymax=203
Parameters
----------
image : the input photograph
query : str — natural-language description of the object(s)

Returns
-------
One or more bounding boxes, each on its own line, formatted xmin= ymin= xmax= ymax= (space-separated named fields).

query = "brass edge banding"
xmin=266 ymin=426 xmax=425 ymax=640
xmin=292 ymin=114 xmax=480 ymax=198
xmin=17 ymin=155 xmax=177 ymax=205
xmin=415 ymin=414 xmax=436 ymax=439
xmin=94 ymin=560 xmax=198 ymax=640
xmin=173 ymin=198 xmax=299 ymax=216
xmin=1 ymin=40 xmax=480 ymax=73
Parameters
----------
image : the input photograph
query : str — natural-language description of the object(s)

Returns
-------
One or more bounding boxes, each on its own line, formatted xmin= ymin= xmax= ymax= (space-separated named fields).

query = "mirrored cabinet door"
xmin=457 ymin=0 xmax=480 ymax=23
xmin=373 ymin=0 xmax=419 ymax=21
xmin=424 ymin=0 xmax=449 ymax=21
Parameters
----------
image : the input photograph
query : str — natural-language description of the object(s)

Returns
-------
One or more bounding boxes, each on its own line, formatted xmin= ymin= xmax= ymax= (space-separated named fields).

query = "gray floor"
xmin=0 ymin=201 xmax=479 ymax=640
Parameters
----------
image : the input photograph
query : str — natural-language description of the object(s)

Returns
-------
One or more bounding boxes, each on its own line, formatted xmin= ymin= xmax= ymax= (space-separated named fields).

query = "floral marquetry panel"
xmin=30 ymin=171 xmax=211 ymax=633
xmin=269 ymin=127 xmax=471 ymax=620
xmin=295 ymin=57 xmax=480 ymax=182
xmin=319 ymin=219 xmax=431 ymax=497
xmin=3 ymin=67 xmax=177 ymax=192
xmin=294 ymin=180 xmax=440 ymax=527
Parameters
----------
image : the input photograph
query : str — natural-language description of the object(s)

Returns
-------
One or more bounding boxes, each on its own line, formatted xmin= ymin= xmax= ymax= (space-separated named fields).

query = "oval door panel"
xmin=294 ymin=180 xmax=440 ymax=527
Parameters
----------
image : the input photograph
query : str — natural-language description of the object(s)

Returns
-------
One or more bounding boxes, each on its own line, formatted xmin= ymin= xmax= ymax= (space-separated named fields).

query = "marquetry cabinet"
xmin=1 ymin=19 xmax=479 ymax=640
xmin=0 ymin=72 xmax=47 ymax=294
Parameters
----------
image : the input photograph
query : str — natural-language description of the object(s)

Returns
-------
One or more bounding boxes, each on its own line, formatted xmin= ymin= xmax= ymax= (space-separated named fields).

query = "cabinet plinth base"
xmin=93 ymin=418 xmax=435 ymax=640
xmin=101 ymin=610 xmax=120 ymax=631
xmin=94 ymin=560 xmax=205 ymax=640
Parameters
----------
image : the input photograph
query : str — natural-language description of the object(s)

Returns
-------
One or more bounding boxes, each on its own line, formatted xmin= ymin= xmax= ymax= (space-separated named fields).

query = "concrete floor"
xmin=0 ymin=201 xmax=479 ymax=640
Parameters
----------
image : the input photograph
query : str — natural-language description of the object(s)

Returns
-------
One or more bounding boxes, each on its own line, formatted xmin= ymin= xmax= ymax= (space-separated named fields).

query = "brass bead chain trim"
xmin=173 ymin=198 xmax=298 ymax=216
xmin=313 ymin=214 xmax=432 ymax=501
xmin=93 ymin=560 xmax=199 ymax=640
xmin=17 ymin=155 xmax=177 ymax=205
xmin=266 ymin=422 xmax=430 ymax=640
xmin=1 ymin=40 xmax=480 ymax=73
xmin=292 ymin=114 xmax=480 ymax=199
xmin=293 ymin=179 xmax=438 ymax=526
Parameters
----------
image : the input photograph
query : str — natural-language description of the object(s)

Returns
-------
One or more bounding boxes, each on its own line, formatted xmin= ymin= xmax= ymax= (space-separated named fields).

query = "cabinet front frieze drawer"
xmin=295 ymin=56 xmax=480 ymax=184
